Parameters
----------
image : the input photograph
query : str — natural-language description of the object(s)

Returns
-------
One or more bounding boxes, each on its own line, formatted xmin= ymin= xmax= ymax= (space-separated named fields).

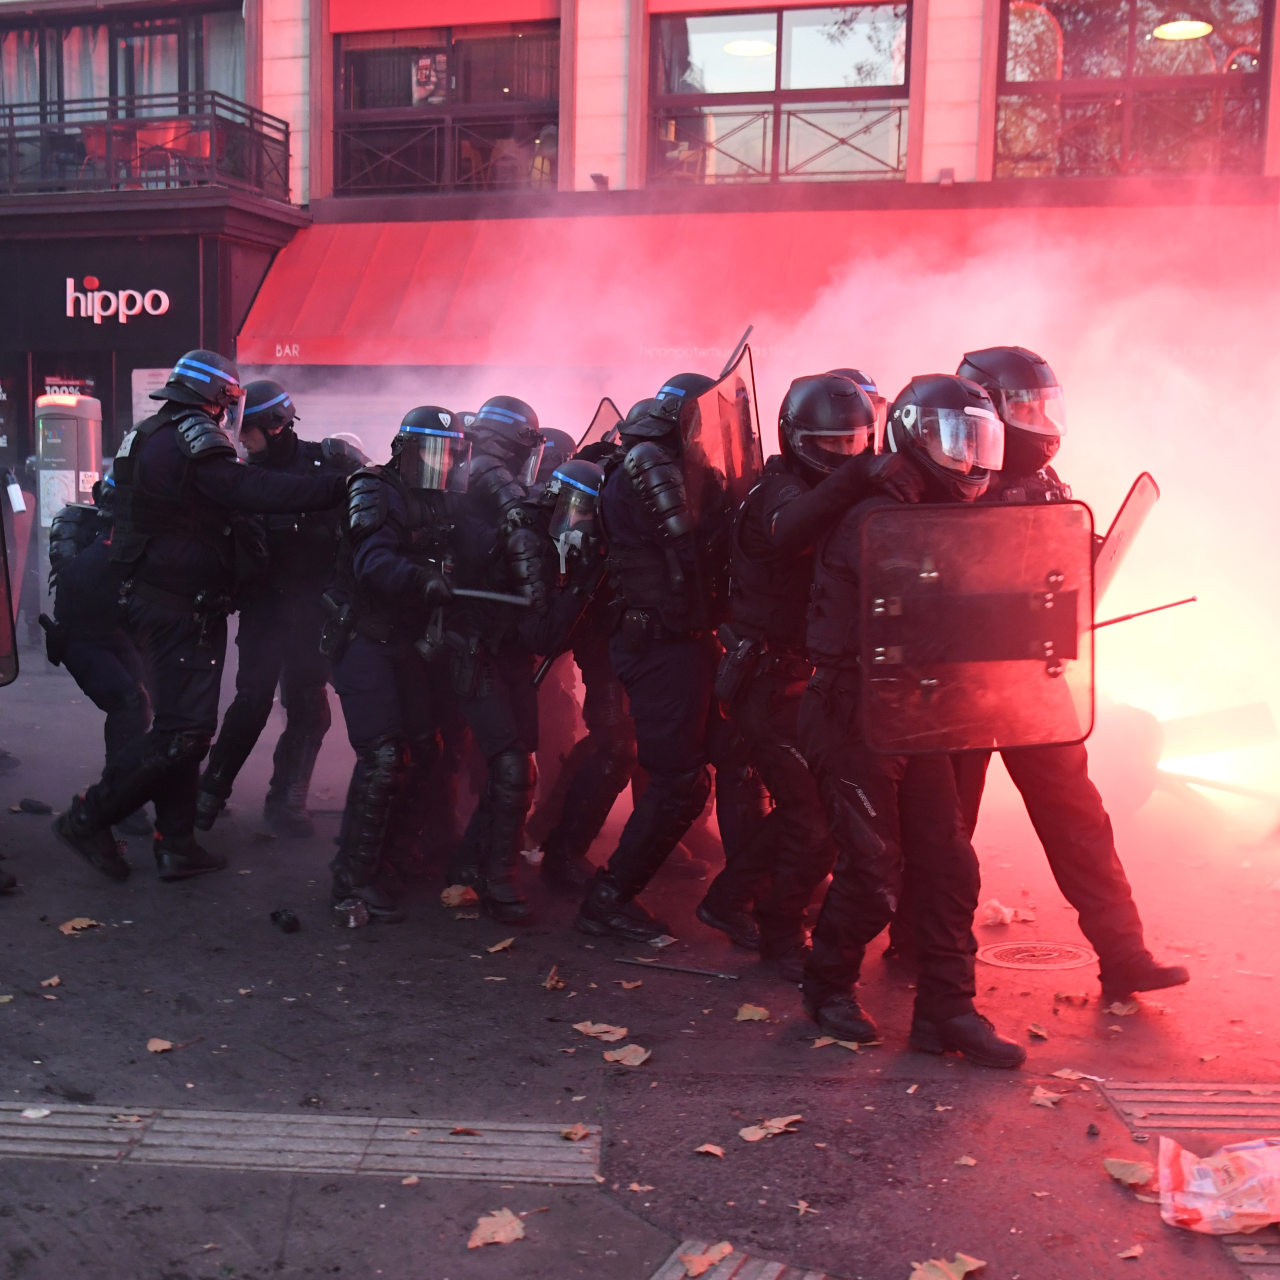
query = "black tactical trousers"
xmin=723 ymin=660 xmax=837 ymax=951
xmin=952 ymin=745 xmax=1148 ymax=978
xmin=798 ymin=673 xmax=980 ymax=1022
xmin=61 ymin=631 xmax=151 ymax=782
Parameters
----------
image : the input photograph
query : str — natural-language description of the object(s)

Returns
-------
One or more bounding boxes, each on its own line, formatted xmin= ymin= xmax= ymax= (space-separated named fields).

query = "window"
xmin=336 ymin=23 xmax=559 ymax=195
xmin=650 ymin=5 xmax=910 ymax=186
xmin=995 ymin=0 xmax=1271 ymax=178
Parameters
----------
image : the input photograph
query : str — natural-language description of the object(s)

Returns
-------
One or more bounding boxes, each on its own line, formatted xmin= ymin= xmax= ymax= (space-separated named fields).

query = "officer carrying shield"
xmin=195 ymin=379 xmax=364 ymax=836
xmin=52 ymin=351 xmax=345 ymax=883
xmin=799 ymin=374 xmax=1026 ymax=1067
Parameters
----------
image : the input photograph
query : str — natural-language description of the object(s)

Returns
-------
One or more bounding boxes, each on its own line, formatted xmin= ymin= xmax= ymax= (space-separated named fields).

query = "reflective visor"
xmin=920 ymin=405 xmax=1004 ymax=474
xmin=792 ymin=424 xmax=872 ymax=472
xmin=1000 ymin=386 xmax=1066 ymax=437
xmin=516 ymin=440 xmax=545 ymax=488
xmin=400 ymin=426 xmax=471 ymax=491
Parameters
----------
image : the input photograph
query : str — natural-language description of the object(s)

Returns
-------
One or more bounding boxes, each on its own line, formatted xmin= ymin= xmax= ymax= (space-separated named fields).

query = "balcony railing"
xmin=0 ymin=92 xmax=290 ymax=201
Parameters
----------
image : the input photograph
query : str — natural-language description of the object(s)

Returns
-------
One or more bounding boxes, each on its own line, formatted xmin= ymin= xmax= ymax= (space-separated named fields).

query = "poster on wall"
xmin=44 ymin=374 xmax=95 ymax=398
xmin=39 ymin=470 xmax=76 ymax=529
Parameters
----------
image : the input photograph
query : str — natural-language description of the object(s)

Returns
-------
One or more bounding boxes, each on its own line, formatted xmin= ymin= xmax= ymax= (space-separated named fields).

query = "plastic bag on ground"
xmin=1159 ymin=1135 xmax=1280 ymax=1234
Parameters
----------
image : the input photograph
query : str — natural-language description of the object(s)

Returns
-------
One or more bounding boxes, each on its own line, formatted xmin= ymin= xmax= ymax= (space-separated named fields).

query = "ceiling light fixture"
xmin=1153 ymin=17 xmax=1213 ymax=39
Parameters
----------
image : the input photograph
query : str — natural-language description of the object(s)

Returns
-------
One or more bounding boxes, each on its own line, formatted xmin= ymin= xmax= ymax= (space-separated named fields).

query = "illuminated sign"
xmin=66 ymin=275 xmax=171 ymax=326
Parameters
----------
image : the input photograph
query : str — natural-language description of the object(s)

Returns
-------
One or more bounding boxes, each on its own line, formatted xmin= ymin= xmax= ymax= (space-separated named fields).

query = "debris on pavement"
xmin=450 ymin=1126 xmax=482 ymax=1136
xmin=487 ymin=937 xmax=514 ymax=953
xmin=269 ymin=909 xmax=300 ymax=934
xmin=955 ymin=1155 xmax=978 ymax=1167
xmin=20 ymin=1108 xmax=51 ymax=1119
xmin=147 ymin=1038 xmax=173 ymax=1053
xmin=812 ymin=1036 xmax=869 ymax=1053
xmin=1118 ymin=1245 xmax=1144 ymax=1259
xmin=542 ymin=966 xmax=566 ymax=990
xmin=695 ymin=1144 xmax=725 ymax=1158
xmin=1055 ymin=991 xmax=1089 ymax=1007
xmin=980 ymin=899 xmax=1034 ymax=925
xmin=14 ymin=798 xmax=53 ymax=814
xmin=467 ymin=1208 xmax=525 ymax=1248
xmin=678 ymin=1242 xmax=733 ymax=1276
xmin=573 ymin=1021 xmax=627 ymax=1042
xmin=614 ymin=958 xmax=739 ymax=979
xmin=1031 ymin=1086 xmax=1065 ymax=1108
xmin=39 ymin=976 xmax=60 ymax=987
xmin=401 ymin=1175 xmax=419 ymax=1186
xmin=735 ymin=1003 xmax=769 ymax=1021
xmin=740 ymin=1114 xmax=803 ymax=1142
xmin=1107 ymin=1000 xmax=1140 ymax=1016
xmin=629 ymin=1182 xmax=655 ymax=1193
xmin=603 ymin=1044 xmax=651 ymax=1066
xmin=616 ymin=980 xmax=643 ymax=989
xmin=441 ymin=885 xmax=479 ymax=908
xmin=560 ymin=1123 xmax=590 ymax=1141
xmin=58 ymin=917 xmax=102 ymax=936
xmin=908 ymin=1252 xmax=986 ymax=1280
xmin=1105 ymin=1158 xmax=1156 ymax=1188
xmin=790 ymin=1199 xmax=818 ymax=1216
xmin=1159 ymin=1134 xmax=1280 ymax=1233
xmin=1028 ymin=1023 xmax=1049 ymax=1039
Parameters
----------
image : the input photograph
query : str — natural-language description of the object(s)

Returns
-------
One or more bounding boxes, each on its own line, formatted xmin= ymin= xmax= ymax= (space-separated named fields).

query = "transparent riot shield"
xmin=860 ymin=503 xmax=1093 ymax=754
xmin=1094 ymin=472 xmax=1158 ymax=605
xmin=0 ymin=503 xmax=17 ymax=687
xmin=683 ymin=345 xmax=764 ymax=521
xmin=577 ymin=397 xmax=623 ymax=451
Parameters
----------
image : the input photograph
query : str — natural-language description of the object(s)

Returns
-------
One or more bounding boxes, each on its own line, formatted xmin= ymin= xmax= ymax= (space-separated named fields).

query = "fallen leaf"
xmin=603 ymin=1044 xmax=651 ymax=1066
xmin=628 ymin=1182 xmax=655 ymax=1192
xmin=1107 ymin=1000 xmax=1140 ymax=1016
xmin=1200 ymin=1053 xmax=1220 ymax=1063
xmin=201 ymin=1243 xmax=219 ymax=1251
xmin=483 ymin=976 xmax=506 ymax=982
xmin=40 ymin=976 xmax=60 ymax=988
xmin=0 ymin=995 xmax=12 ymax=1003
xmin=1109 ymin=1025 xmax=1125 ymax=1032
xmin=451 ymin=1127 xmax=482 ymax=1136
xmin=561 ymin=1124 xmax=591 ymax=1142
xmin=679 ymin=1242 xmax=733 ymax=1277
xmin=936 ymin=1105 xmax=954 ymax=1112
xmin=695 ymin=1144 xmax=724 ymax=1158
xmin=1030 ymin=1086 xmax=1065 ymax=1108
xmin=735 ymin=1003 xmax=769 ymax=1021
xmin=1117 ymin=1245 xmax=1143 ymax=1260
xmin=790 ymin=1199 xmax=818 ymax=1217
xmin=441 ymin=885 xmax=479 ymax=908
xmin=955 ymin=1155 xmax=978 ymax=1166
xmin=1104 ymin=1158 xmax=1156 ymax=1187
xmin=1028 ymin=1023 xmax=1049 ymax=1040
xmin=1011 ymin=907 xmax=1036 ymax=922
xmin=112 ymin=1115 xmax=142 ymax=1123
xmin=487 ymin=937 xmax=514 ymax=954
xmin=401 ymin=1175 xmax=420 ymax=1186
xmin=238 ymin=988 xmax=251 ymax=996
xmin=1054 ymin=991 xmax=1089 ymax=1007
xmin=906 ymin=1084 xmax=919 ymax=1095
xmin=909 ymin=1252 xmax=987 ymax=1280
xmin=146 ymin=1038 xmax=173 ymax=1054
xmin=739 ymin=1114 xmax=803 ymax=1142
xmin=20 ymin=1107 xmax=50 ymax=1119
xmin=616 ymin=980 xmax=643 ymax=990
xmin=1052 ymin=1068 xmax=1086 ymax=1080
xmin=58 ymin=917 xmax=102 ymax=936
xmin=573 ymin=1021 xmax=628 ymax=1042
xmin=467 ymin=1208 xmax=525 ymax=1249
xmin=812 ymin=1037 xmax=836 ymax=1048
xmin=542 ymin=966 xmax=566 ymax=991
xmin=1032 ymin=1191 xmax=1050 ymax=1198
xmin=592 ymin=1173 xmax=606 ymax=1183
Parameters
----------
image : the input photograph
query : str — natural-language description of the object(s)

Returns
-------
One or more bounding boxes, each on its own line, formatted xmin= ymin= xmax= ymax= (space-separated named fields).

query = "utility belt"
xmin=714 ymin=623 xmax=813 ymax=706
xmin=806 ymin=663 xmax=861 ymax=700
xmin=614 ymin=607 xmax=703 ymax=652
xmin=318 ymin=588 xmax=428 ymax=658
xmin=121 ymin=579 xmax=230 ymax=647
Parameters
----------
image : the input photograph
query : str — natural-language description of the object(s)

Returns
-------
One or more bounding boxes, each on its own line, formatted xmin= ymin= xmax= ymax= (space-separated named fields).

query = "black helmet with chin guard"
xmin=886 ymin=375 xmax=1004 ymax=502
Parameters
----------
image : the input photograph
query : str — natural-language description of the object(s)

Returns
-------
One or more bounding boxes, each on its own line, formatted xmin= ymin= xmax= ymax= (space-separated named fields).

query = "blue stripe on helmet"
xmin=402 ymin=425 xmax=465 ymax=439
xmin=105 ymin=475 xmax=116 ymax=487
xmin=174 ymin=364 xmax=212 ymax=383
xmin=176 ymin=356 xmax=239 ymax=385
xmin=552 ymin=469 xmax=599 ymax=496
xmin=477 ymin=406 xmax=527 ymax=424
xmin=242 ymin=391 xmax=291 ymax=416
xmin=656 ymin=385 xmax=687 ymax=400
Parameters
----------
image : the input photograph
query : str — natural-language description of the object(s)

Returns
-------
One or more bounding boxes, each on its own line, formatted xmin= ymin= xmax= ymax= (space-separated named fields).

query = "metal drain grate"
xmin=650 ymin=1240 xmax=834 ymax=1280
xmin=975 ymin=941 xmax=1098 ymax=970
xmin=0 ymin=1103 xmax=600 ymax=1183
xmin=1224 ymin=1226 xmax=1280 ymax=1278
xmin=1102 ymin=1082 xmax=1280 ymax=1133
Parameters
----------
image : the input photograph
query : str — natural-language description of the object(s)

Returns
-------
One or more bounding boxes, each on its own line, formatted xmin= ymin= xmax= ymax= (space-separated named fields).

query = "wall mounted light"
xmin=1153 ymin=16 xmax=1214 ymax=39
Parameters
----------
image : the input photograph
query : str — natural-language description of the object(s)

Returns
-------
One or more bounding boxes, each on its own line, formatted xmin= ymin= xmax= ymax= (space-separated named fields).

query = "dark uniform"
xmin=52 ymin=351 xmax=343 ymax=883
xmin=197 ymin=381 xmax=363 ymax=836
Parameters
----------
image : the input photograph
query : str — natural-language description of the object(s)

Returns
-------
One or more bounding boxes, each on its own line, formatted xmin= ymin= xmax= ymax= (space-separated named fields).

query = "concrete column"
xmin=918 ymin=0 xmax=985 ymax=183
xmin=573 ymin=0 xmax=630 ymax=190
xmin=261 ymin=0 xmax=311 ymax=205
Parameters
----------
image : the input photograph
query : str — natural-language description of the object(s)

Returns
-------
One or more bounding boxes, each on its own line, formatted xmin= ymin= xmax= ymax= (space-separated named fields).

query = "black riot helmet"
xmin=826 ymin=367 xmax=887 ymax=448
xmin=654 ymin=371 xmax=717 ymax=432
xmin=546 ymin=458 xmax=605 ymax=575
xmin=535 ymin=428 xmax=577 ymax=485
xmin=886 ymin=375 xmax=1004 ymax=502
xmin=779 ymin=373 xmax=877 ymax=483
xmin=150 ymin=349 xmax=244 ymax=413
xmin=619 ymin=396 xmax=682 ymax=444
xmin=471 ymin=395 xmax=545 ymax=486
xmin=241 ymin=379 xmax=298 ymax=434
xmin=956 ymin=346 xmax=1066 ymax=477
xmin=392 ymin=405 xmax=470 ymax=492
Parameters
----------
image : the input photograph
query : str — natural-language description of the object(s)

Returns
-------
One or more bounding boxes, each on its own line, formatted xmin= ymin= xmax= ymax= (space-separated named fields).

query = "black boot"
xmin=541 ymin=851 xmax=595 ymax=892
xmin=761 ymin=938 xmax=810 ymax=984
xmin=154 ymin=835 xmax=228 ymax=881
xmin=801 ymin=989 xmax=879 ymax=1042
xmin=331 ymin=874 xmax=406 ymax=925
xmin=909 ymin=1011 xmax=1026 ymax=1068
xmin=477 ymin=752 xmax=535 ymax=925
xmin=330 ymin=737 xmax=406 ymax=927
xmin=575 ymin=869 xmax=670 ymax=942
xmin=264 ymin=726 xmax=326 ymax=838
xmin=196 ymin=694 xmax=274 ymax=831
xmin=696 ymin=895 xmax=761 ymax=950
xmin=193 ymin=788 xmax=225 ymax=832
xmin=1101 ymin=953 xmax=1190 ymax=1002
xmin=53 ymin=797 xmax=132 ymax=882
xmin=114 ymin=807 xmax=155 ymax=838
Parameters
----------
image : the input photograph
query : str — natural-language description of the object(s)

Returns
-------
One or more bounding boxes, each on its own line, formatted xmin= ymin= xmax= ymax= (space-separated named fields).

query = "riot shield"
xmin=577 ymin=397 xmax=623 ymax=450
xmin=860 ymin=503 xmax=1093 ymax=754
xmin=1094 ymin=472 xmax=1158 ymax=604
xmin=682 ymin=345 xmax=764 ymax=520
xmin=0 ymin=503 xmax=17 ymax=687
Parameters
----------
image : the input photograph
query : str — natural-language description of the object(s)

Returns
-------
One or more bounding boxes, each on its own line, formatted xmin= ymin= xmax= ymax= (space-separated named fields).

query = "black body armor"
xmin=985 ymin=465 xmax=1072 ymax=505
xmin=48 ymin=504 xmax=104 ymax=584
xmin=806 ymin=498 xmax=890 ymax=672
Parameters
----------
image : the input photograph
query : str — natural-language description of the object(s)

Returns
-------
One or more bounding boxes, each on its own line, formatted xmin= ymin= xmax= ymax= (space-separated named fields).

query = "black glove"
xmin=415 ymin=570 xmax=453 ymax=606
xmin=863 ymin=452 xmax=925 ymax=504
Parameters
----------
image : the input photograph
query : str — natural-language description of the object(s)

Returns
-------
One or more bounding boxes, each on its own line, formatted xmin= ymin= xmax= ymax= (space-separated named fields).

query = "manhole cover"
xmin=976 ymin=941 xmax=1098 ymax=970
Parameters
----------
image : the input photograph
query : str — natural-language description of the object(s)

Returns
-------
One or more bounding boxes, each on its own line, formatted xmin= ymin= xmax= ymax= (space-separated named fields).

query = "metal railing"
xmin=0 ymin=92 xmax=290 ymax=201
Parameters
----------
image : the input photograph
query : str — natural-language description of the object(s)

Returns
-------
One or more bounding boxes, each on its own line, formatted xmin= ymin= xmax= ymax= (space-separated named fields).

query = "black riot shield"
xmin=682 ymin=345 xmax=764 ymax=521
xmin=0 ymin=504 xmax=16 ymax=687
xmin=860 ymin=503 xmax=1093 ymax=754
xmin=1094 ymin=472 xmax=1158 ymax=605
xmin=577 ymin=397 xmax=623 ymax=450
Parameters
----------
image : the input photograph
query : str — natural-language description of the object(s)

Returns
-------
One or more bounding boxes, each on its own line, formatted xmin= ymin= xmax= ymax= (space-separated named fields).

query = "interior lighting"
xmin=36 ymin=393 xmax=82 ymax=406
xmin=1153 ymin=17 xmax=1213 ymax=39
xmin=724 ymin=39 xmax=776 ymax=56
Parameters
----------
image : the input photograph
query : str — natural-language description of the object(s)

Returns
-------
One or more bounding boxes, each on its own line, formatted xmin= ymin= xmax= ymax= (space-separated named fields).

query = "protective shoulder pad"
xmin=467 ymin=453 xmax=526 ymax=518
xmin=346 ymin=469 xmax=389 ymax=542
xmin=321 ymin=437 xmax=365 ymax=475
xmin=174 ymin=410 xmax=237 ymax=461
xmin=49 ymin=504 xmax=101 ymax=567
xmin=624 ymin=441 xmax=693 ymax=544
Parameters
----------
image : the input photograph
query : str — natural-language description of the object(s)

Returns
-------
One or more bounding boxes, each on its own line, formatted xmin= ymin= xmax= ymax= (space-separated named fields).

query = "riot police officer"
xmin=52 ymin=350 xmax=345 ymax=883
xmin=719 ymin=372 xmax=922 ymax=980
xmin=799 ymin=374 xmax=1025 ymax=1066
xmin=946 ymin=346 xmax=1189 ymax=1002
xmin=574 ymin=377 xmax=763 ymax=943
xmin=195 ymin=380 xmax=363 ymax=836
xmin=327 ymin=407 xmax=461 ymax=924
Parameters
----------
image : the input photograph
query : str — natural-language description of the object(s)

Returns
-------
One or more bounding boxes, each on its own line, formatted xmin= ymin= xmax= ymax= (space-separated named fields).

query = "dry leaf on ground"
xmin=1030 ymin=1086 xmax=1065 ymax=1108
xmin=146 ymin=1038 xmax=173 ymax=1054
xmin=401 ymin=1175 xmax=419 ymax=1186
xmin=628 ymin=1182 xmax=655 ymax=1193
xmin=1107 ymin=999 xmax=1140 ymax=1016
xmin=695 ymin=1143 xmax=724 ymax=1158
xmin=561 ymin=1124 xmax=591 ymax=1142
xmin=58 ymin=917 xmax=101 ymax=936
xmin=451 ymin=1126 xmax=482 ymax=1136
xmin=1117 ymin=1245 xmax=1144 ymax=1259
xmin=1052 ymin=1068 xmax=1086 ymax=1080
xmin=1104 ymin=1158 xmax=1156 ymax=1187
xmin=813 ymin=1036 xmax=836 ymax=1048
xmin=574 ymin=1021 xmax=628 ymax=1042
xmin=1028 ymin=1023 xmax=1049 ymax=1039
xmin=441 ymin=885 xmax=479 ymax=907
xmin=1201 ymin=1053 xmax=1220 ymax=1063
xmin=1055 ymin=991 xmax=1089 ymax=1006
xmin=112 ymin=1115 xmax=142 ymax=1124
xmin=909 ymin=1253 xmax=987 ymax=1280
xmin=467 ymin=1208 xmax=525 ymax=1249
xmin=955 ymin=1155 xmax=978 ymax=1166
xmin=603 ymin=1044 xmax=651 ymax=1066
xmin=541 ymin=966 xmax=566 ymax=990
xmin=679 ymin=1242 xmax=733 ymax=1277
xmin=487 ymin=937 xmax=514 ymax=954
xmin=617 ymin=980 xmax=643 ymax=990
xmin=739 ymin=1114 xmax=803 ymax=1142
xmin=20 ymin=1107 xmax=51 ymax=1119
xmin=735 ymin=1003 xmax=769 ymax=1021
xmin=790 ymin=1199 xmax=818 ymax=1217
xmin=0 ymin=995 xmax=12 ymax=1003
xmin=39 ymin=976 xmax=60 ymax=988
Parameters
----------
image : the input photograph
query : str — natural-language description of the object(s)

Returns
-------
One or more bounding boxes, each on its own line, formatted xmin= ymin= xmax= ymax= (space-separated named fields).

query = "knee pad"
xmin=165 ymin=731 xmax=212 ymax=765
xmin=668 ymin=765 xmax=712 ymax=820
xmin=490 ymin=751 xmax=537 ymax=810
xmin=359 ymin=735 xmax=408 ymax=782
xmin=593 ymin=726 xmax=638 ymax=787
xmin=584 ymin=678 xmax=631 ymax=733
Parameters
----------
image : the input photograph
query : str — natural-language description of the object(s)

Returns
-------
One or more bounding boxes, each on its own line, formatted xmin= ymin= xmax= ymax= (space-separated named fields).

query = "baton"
xmin=451 ymin=588 xmax=533 ymax=607
xmin=614 ymin=958 xmax=740 ymax=980
xmin=717 ymin=325 xmax=754 ymax=379
xmin=1093 ymin=596 xmax=1196 ymax=630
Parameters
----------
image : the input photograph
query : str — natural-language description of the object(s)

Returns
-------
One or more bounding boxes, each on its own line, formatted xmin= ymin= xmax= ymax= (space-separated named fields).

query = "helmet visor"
xmin=549 ymin=471 xmax=600 ymax=540
xmin=399 ymin=427 xmax=471 ymax=491
xmin=999 ymin=386 xmax=1066 ymax=437
xmin=791 ymin=424 xmax=873 ymax=474
xmin=516 ymin=440 xmax=545 ymax=488
xmin=918 ymin=405 xmax=1004 ymax=474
